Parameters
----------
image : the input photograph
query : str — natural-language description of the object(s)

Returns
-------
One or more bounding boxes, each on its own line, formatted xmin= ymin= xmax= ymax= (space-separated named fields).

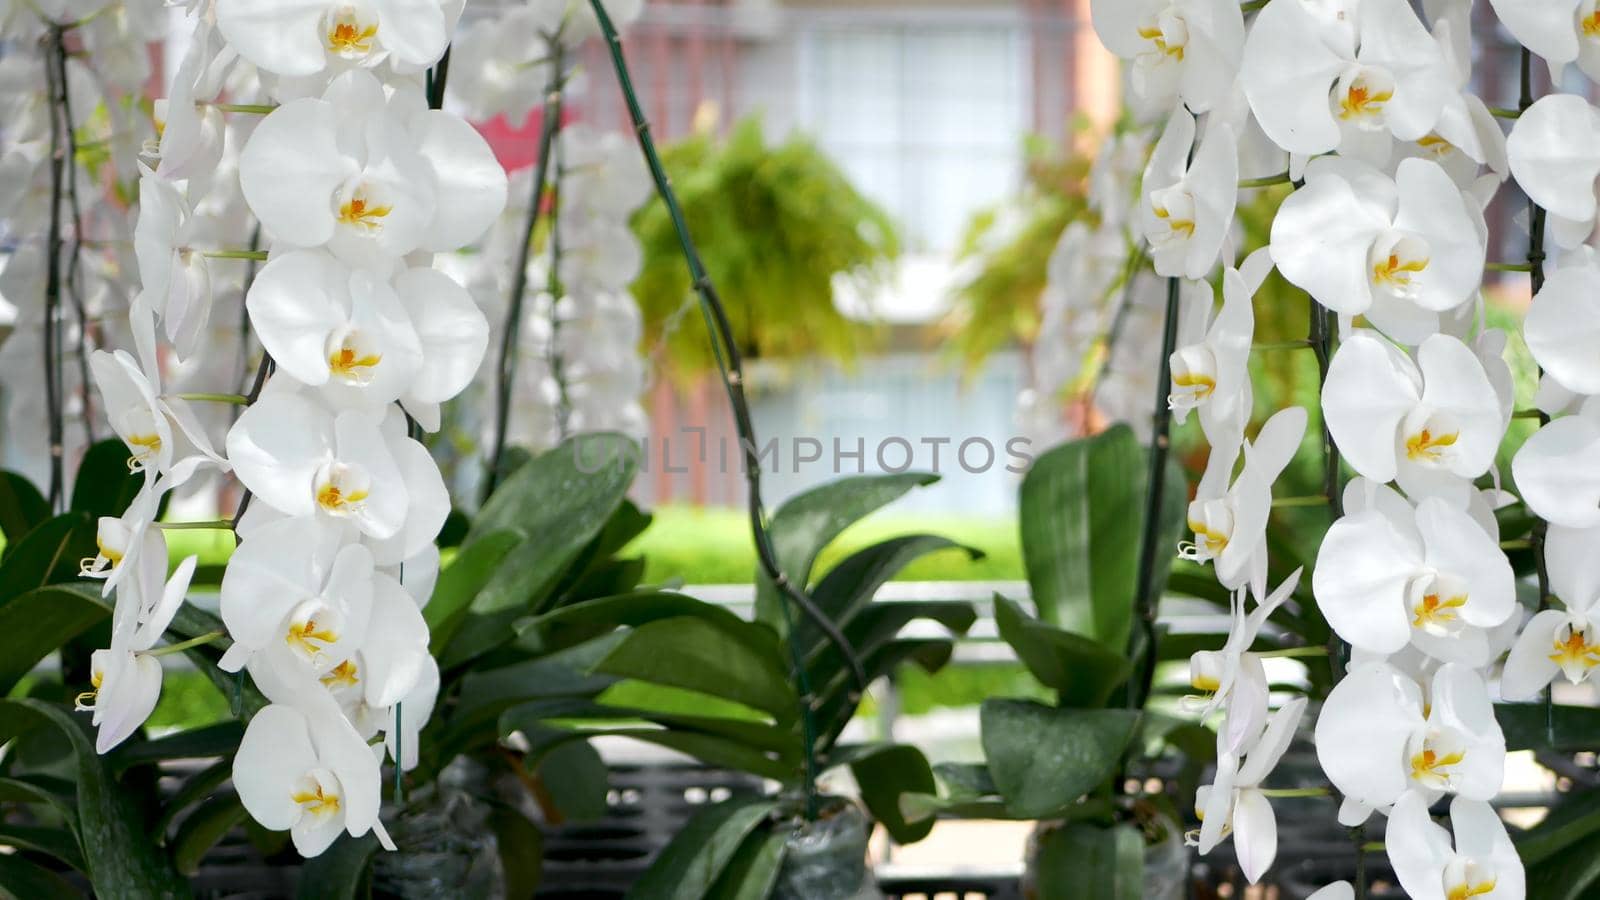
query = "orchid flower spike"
xmin=1270 ymin=157 xmax=1486 ymax=343
xmin=1169 ymin=249 xmax=1269 ymax=446
xmin=1189 ymin=696 xmax=1307 ymax=885
xmin=1181 ymin=406 xmax=1307 ymax=598
xmin=1089 ymin=0 xmax=1246 ymax=117
xmin=1313 ymin=478 xmax=1515 ymax=666
xmin=1387 ymin=791 xmax=1525 ymax=900
xmin=1140 ymin=106 xmax=1238 ymax=280
xmin=1501 ymin=522 xmax=1600 ymax=700
xmin=1241 ymin=0 xmax=1454 ymax=164
xmin=1505 ymin=94 xmax=1600 ymax=250
xmin=1187 ymin=568 xmax=1303 ymax=755
xmin=234 ymin=700 xmax=392 ymax=857
xmin=1322 ymin=331 xmax=1504 ymax=502
xmin=1316 ymin=662 xmax=1505 ymax=814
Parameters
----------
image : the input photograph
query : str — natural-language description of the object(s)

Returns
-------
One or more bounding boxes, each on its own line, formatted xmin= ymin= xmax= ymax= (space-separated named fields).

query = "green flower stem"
xmin=1486 ymin=262 xmax=1534 ymax=273
xmin=203 ymin=249 xmax=269 ymax=261
xmin=1130 ymin=275 xmax=1183 ymax=713
xmin=154 ymin=519 xmax=235 ymax=531
xmin=1272 ymin=495 xmax=1329 ymax=509
xmin=1258 ymin=787 xmax=1329 ymax=798
xmin=1512 ymin=408 xmax=1544 ymax=419
xmin=149 ymin=631 xmax=225 ymax=657
xmin=209 ymin=103 xmax=277 ymax=114
xmin=1238 ymin=172 xmax=1290 ymax=189
xmin=1489 ymin=107 xmax=1521 ymax=120
xmin=173 ymin=392 xmax=248 ymax=405
xmin=1257 ymin=646 xmax=1329 ymax=659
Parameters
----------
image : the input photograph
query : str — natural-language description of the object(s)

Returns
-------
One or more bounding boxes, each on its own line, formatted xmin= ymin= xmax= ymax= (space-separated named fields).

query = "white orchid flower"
xmin=218 ymin=516 xmax=375 ymax=681
xmin=1388 ymin=791 xmax=1524 ymax=900
xmin=1505 ymin=94 xmax=1600 ymax=249
xmin=1522 ymin=260 xmax=1600 ymax=401
xmin=238 ymin=70 xmax=506 ymax=269
xmin=1501 ymin=522 xmax=1600 ymax=700
xmin=1485 ymin=0 xmax=1600 ymax=85
xmin=558 ymin=218 xmax=645 ymax=296
xmin=1322 ymin=331 xmax=1502 ymax=501
xmin=383 ymin=542 xmax=440 ymax=608
xmin=365 ymin=410 xmax=451 ymax=566
xmin=1170 ymin=249 xmax=1268 ymax=446
xmin=1316 ymin=662 xmax=1505 ymax=812
xmin=446 ymin=7 xmax=561 ymax=127
xmin=392 ymin=267 xmax=489 ymax=432
xmin=1187 ymin=568 xmax=1302 ymax=755
xmin=90 ymin=349 xmax=224 ymax=484
xmin=150 ymin=20 xmax=230 ymax=192
xmin=234 ymin=701 xmax=391 ymax=857
xmin=1241 ymin=0 xmax=1454 ymax=161
xmin=384 ymin=655 xmax=438 ymax=772
xmin=1395 ymin=9 xmax=1508 ymax=187
xmin=1270 ymin=157 xmax=1485 ymax=342
xmin=1190 ymin=696 xmax=1306 ymax=885
xmin=226 ymin=388 xmax=409 ymax=540
xmin=1090 ymin=0 xmax=1245 ymax=116
xmin=561 ymin=125 xmax=653 ymax=221
xmin=1181 ymin=406 xmax=1307 ymax=598
xmin=215 ymin=0 xmax=460 ymax=80
xmin=321 ymin=571 xmax=430 ymax=739
xmin=1140 ymin=107 xmax=1237 ymax=280
xmin=1314 ymin=479 xmax=1515 ymax=666
xmin=1510 ymin=400 xmax=1600 ymax=528
xmin=133 ymin=169 xmax=213 ymax=359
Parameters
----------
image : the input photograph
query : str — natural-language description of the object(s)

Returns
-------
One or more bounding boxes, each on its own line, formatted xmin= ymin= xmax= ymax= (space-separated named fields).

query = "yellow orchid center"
xmin=286 ymin=618 xmax=340 ymax=657
xmin=1550 ymin=626 xmax=1600 ymax=672
xmin=1417 ymin=134 xmax=1454 ymax=157
xmin=328 ymin=18 xmax=377 ymax=55
xmin=1406 ymin=427 xmax=1459 ymax=462
xmin=127 ymin=432 xmax=162 ymax=469
xmin=1153 ymin=204 xmax=1196 ymax=238
xmin=1173 ymin=371 xmax=1216 ymax=399
xmin=292 ymin=783 xmax=342 ymax=817
xmin=329 ymin=344 xmax=382 ymax=381
xmin=1446 ymin=879 xmax=1497 ymax=900
xmin=1409 ymin=746 xmax=1466 ymax=784
xmin=1413 ymin=592 xmax=1468 ymax=630
xmin=1584 ymin=11 xmax=1600 ymax=37
xmin=321 ymin=660 xmax=360 ymax=688
xmin=1373 ymin=251 xmax=1430 ymax=287
xmin=338 ymin=192 xmax=392 ymax=232
xmin=1138 ymin=25 xmax=1185 ymax=61
xmin=1190 ymin=673 xmax=1221 ymax=693
xmin=1188 ymin=518 xmax=1229 ymax=556
xmin=96 ymin=537 xmax=124 ymax=568
xmin=1339 ymin=83 xmax=1394 ymax=120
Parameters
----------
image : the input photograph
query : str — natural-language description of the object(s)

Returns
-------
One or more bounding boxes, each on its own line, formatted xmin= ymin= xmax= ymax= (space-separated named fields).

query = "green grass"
xmin=629 ymin=504 xmax=1023 ymax=585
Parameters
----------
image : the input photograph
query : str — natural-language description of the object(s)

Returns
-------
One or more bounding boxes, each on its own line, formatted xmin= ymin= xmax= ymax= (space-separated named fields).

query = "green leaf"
xmin=808 ymin=599 xmax=976 ymax=692
xmin=798 ymin=534 xmax=978 ymax=658
xmin=628 ymin=799 xmax=777 ymax=900
xmin=515 ymin=590 xmax=749 ymax=657
xmin=0 ymin=854 xmax=81 ymax=900
xmin=154 ymin=759 xmax=233 ymax=837
xmin=70 ymin=440 xmax=148 ymax=519
xmin=0 ymin=583 xmax=110 ymax=695
xmin=503 ymin=696 xmax=793 ymax=755
xmin=0 ymin=700 xmax=187 ymax=898
xmin=0 ymin=513 xmax=96 ymax=606
xmin=111 ymin=721 xmax=244 ymax=772
xmin=980 ymin=700 xmax=1140 ymax=818
xmin=0 ymin=823 xmax=86 ymax=872
xmin=1527 ymin=826 xmax=1600 ymax=900
xmin=1029 ymin=821 xmax=1145 ymax=900
xmin=1518 ymin=787 xmax=1600 ymax=866
xmin=1019 ymin=426 xmax=1185 ymax=650
xmin=0 ymin=775 xmax=79 ymax=832
xmin=0 ymin=471 xmax=49 ymax=545
xmin=704 ymin=826 xmax=786 ymax=900
xmin=423 ymin=529 xmax=520 ymax=656
xmin=1498 ymin=704 xmax=1600 ymax=752
xmin=517 ymin=718 xmax=794 ymax=782
xmin=591 ymin=616 xmax=797 ymax=723
xmin=296 ymin=833 xmax=379 ymax=900
xmin=848 ymin=743 xmax=938 ymax=844
xmin=993 ymin=594 xmax=1132 ymax=708
xmin=171 ymin=794 xmax=247 ymax=876
xmin=534 ymin=737 xmax=609 ymax=823
xmin=755 ymin=472 xmax=940 ymax=631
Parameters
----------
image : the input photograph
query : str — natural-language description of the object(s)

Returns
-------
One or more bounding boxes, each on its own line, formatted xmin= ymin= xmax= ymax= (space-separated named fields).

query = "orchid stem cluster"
xmin=1088 ymin=0 xmax=1600 ymax=894
xmin=58 ymin=0 xmax=510 ymax=859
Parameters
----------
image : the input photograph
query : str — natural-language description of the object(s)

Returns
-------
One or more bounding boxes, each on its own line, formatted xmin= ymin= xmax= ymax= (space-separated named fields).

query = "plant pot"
xmin=370 ymin=759 xmax=505 ymax=898
xmin=772 ymin=799 xmax=881 ymax=900
xmin=1021 ymin=810 xmax=1188 ymax=900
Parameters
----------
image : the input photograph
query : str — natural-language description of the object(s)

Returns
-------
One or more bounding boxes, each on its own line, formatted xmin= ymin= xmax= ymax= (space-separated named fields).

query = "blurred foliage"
xmin=941 ymin=134 xmax=1097 ymax=372
xmin=632 ymin=117 xmax=900 ymax=380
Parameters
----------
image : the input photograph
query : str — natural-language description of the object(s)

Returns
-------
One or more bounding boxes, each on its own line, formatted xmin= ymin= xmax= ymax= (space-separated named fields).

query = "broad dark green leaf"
xmin=1019 ymin=426 xmax=1184 ymax=651
xmin=980 ymin=700 xmax=1140 ymax=819
xmin=1518 ymin=787 xmax=1600 ymax=866
xmin=423 ymin=529 xmax=520 ymax=656
xmin=70 ymin=440 xmax=146 ymax=519
xmin=486 ymin=803 xmax=542 ymax=899
xmin=465 ymin=433 xmax=639 ymax=615
xmin=591 ymin=616 xmax=797 ymax=723
xmin=0 ymin=700 xmax=187 ymax=898
xmin=1499 ymin=704 xmax=1600 ymax=752
xmin=0 ymin=775 xmax=78 ymax=832
xmin=519 ymin=718 xmax=793 ymax=782
xmin=0 ymin=583 xmax=110 ymax=695
xmin=813 ymin=638 xmax=955 ymax=749
xmin=296 ymin=833 xmax=378 ymax=900
xmin=0 ymin=854 xmax=80 ymax=900
xmin=848 ymin=743 xmax=938 ymax=844
xmin=628 ymin=798 xmax=777 ymax=900
xmin=0 ymin=823 xmax=85 ymax=872
xmin=0 ymin=471 xmax=48 ymax=545
xmin=0 ymin=513 xmax=96 ymax=606
xmin=1526 ymin=826 xmax=1600 ymax=900
xmin=808 ymin=599 xmax=976 ymax=692
xmin=534 ymin=737 xmax=609 ymax=823
xmin=797 ymin=534 xmax=978 ymax=658
xmin=1029 ymin=821 xmax=1144 ymax=900
xmin=112 ymin=720 xmax=242 ymax=772
xmin=171 ymin=794 xmax=247 ymax=875
xmin=154 ymin=759 xmax=233 ymax=837
xmin=704 ymin=826 xmax=786 ymax=900
xmin=503 ymin=696 xmax=791 ymax=753
xmin=754 ymin=472 xmax=939 ymax=632
xmin=993 ymin=594 xmax=1132 ymax=708
xmin=515 ymin=590 xmax=748 ymax=657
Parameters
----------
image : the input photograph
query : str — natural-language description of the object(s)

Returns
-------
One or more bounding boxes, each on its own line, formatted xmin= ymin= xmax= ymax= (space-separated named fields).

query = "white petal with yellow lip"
xmin=234 ymin=702 xmax=385 ymax=858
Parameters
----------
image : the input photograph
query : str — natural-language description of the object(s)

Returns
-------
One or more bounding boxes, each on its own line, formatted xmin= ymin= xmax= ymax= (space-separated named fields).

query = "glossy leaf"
xmin=0 ymin=854 xmax=80 ymax=900
xmin=296 ymin=833 xmax=378 ymax=900
xmin=70 ymin=439 xmax=146 ymax=519
xmin=1029 ymin=821 xmax=1145 ymax=900
xmin=704 ymin=825 xmax=787 ymax=900
xmin=534 ymin=737 xmax=609 ymax=823
xmin=0 ymin=583 xmax=110 ymax=695
xmin=0 ymin=513 xmax=96 ymax=606
xmin=629 ymin=798 xmax=777 ymax=900
xmin=591 ymin=616 xmax=797 ymax=723
xmin=423 ymin=529 xmax=520 ymax=656
xmin=1519 ymin=787 xmax=1600 ymax=867
xmin=172 ymin=794 xmax=247 ymax=876
xmin=1499 ymin=704 xmax=1600 ymax=752
xmin=980 ymin=700 xmax=1140 ymax=818
xmin=847 ymin=743 xmax=938 ymax=844
xmin=487 ymin=803 xmax=543 ymax=899
xmin=0 ymin=471 xmax=48 ymax=545
xmin=993 ymin=594 xmax=1132 ymax=708
xmin=797 ymin=534 xmax=979 ymax=658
